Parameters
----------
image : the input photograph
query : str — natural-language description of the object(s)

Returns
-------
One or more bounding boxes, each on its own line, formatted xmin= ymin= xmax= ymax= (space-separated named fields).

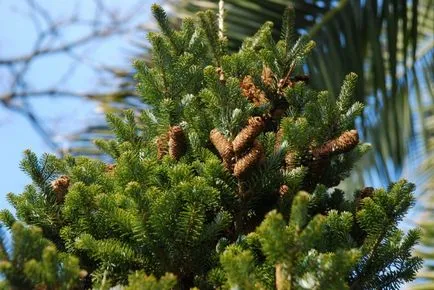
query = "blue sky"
xmin=0 ymin=0 xmax=156 ymax=210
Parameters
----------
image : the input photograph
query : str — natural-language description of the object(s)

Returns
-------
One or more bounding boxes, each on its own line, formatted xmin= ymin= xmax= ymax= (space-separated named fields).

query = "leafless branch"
xmin=0 ymin=0 xmax=147 ymax=153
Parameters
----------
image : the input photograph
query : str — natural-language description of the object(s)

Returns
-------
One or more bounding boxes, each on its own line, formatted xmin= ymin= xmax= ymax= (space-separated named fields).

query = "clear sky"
xmin=0 ymin=0 xmax=156 ymax=210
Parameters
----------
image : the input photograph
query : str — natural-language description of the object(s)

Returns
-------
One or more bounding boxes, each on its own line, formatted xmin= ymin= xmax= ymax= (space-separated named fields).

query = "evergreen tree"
xmin=0 ymin=4 xmax=422 ymax=289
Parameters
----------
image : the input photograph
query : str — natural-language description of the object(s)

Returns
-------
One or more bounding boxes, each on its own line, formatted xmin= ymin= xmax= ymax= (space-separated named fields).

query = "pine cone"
xmin=168 ymin=125 xmax=187 ymax=160
xmin=285 ymin=151 xmax=300 ymax=170
xmin=156 ymin=132 xmax=170 ymax=160
xmin=233 ymin=116 xmax=265 ymax=154
xmin=275 ymin=128 xmax=284 ymax=151
xmin=294 ymin=130 xmax=359 ymax=191
xmin=261 ymin=65 xmax=274 ymax=87
xmin=312 ymin=130 xmax=359 ymax=158
xmin=210 ymin=129 xmax=234 ymax=169
xmin=51 ymin=175 xmax=70 ymax=203
xmin=234 ymin=140 xmax=264 ymax=177
xmin=240 ymin=75 xmax=268 ymax=106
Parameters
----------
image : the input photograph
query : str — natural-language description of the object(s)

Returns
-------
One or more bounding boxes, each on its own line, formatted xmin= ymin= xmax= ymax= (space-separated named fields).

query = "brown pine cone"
xmin=234 ymin=140 xmax=264 ymax=178
xmin=240 ymin=75 xmax=268 ymax=106
xmin=275 ymin=128 xmax=284 ymax=151
xmin=156 ymin=132 xmax=170 ymax=160
xmin=261 ymin=65 xmax=274 ymax=87
xmin=168 ymin=125 xmax=187 ymax=160
xmin=210 ymin=129 xmax=235 ymax=169
xmin=285 ymin=151 xmax=300 ymax=170
xmin=51 ymin=175 xmax=70 ymax=203
xmin=312 ymin=130 xmax=359 ymax=158
xmin=233 ymin=116 xmax=265 ymax=154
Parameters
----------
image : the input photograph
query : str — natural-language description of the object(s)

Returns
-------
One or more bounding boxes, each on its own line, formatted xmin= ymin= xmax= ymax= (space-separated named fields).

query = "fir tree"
xmin=0 ymin=4 xmax=422 ymax=289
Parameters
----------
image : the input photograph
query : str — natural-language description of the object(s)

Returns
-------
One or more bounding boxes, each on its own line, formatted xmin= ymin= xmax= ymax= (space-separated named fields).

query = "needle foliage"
xmin=0 ymin=5 xmax=422 ymax=290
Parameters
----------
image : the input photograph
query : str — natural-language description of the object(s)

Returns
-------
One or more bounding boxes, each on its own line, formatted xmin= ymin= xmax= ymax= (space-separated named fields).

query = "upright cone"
xmin=233 ymin=116 xmax=265 ymax=154
xmin=240 ymin=75 xmax=268 ymax=107
xmin=51 ymin=175 xmax=70 ymax=203
xmin=312 ymin=130 xmax=359 ymax=158
xmin=234 ymin=140 xmax=264 ymax=177
xmin=156 ymin=132 xmax=169 ymax=160
xmin=168 ymin=125 xmax=187 ymax=160
xmin=210 ymin=129 xmax=234 ymax=170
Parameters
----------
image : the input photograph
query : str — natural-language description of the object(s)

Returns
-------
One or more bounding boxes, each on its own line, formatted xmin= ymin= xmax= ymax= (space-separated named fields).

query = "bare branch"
xmin=0 ymin=0 xmax=148 ymax=152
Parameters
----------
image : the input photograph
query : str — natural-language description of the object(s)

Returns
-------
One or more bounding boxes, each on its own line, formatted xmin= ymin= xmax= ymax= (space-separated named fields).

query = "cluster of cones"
xmin=279 ymin=129 xmax=360 ymax=170
xmin=210 ymin=116 xmax=265 ymax=178
xmin=238 ymin=66 xmax=360 ymax=191
xmin=153 ymin=65 xmax=360 ymax=193
xmin=277 ymin=129 xmax=359 ymax=192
